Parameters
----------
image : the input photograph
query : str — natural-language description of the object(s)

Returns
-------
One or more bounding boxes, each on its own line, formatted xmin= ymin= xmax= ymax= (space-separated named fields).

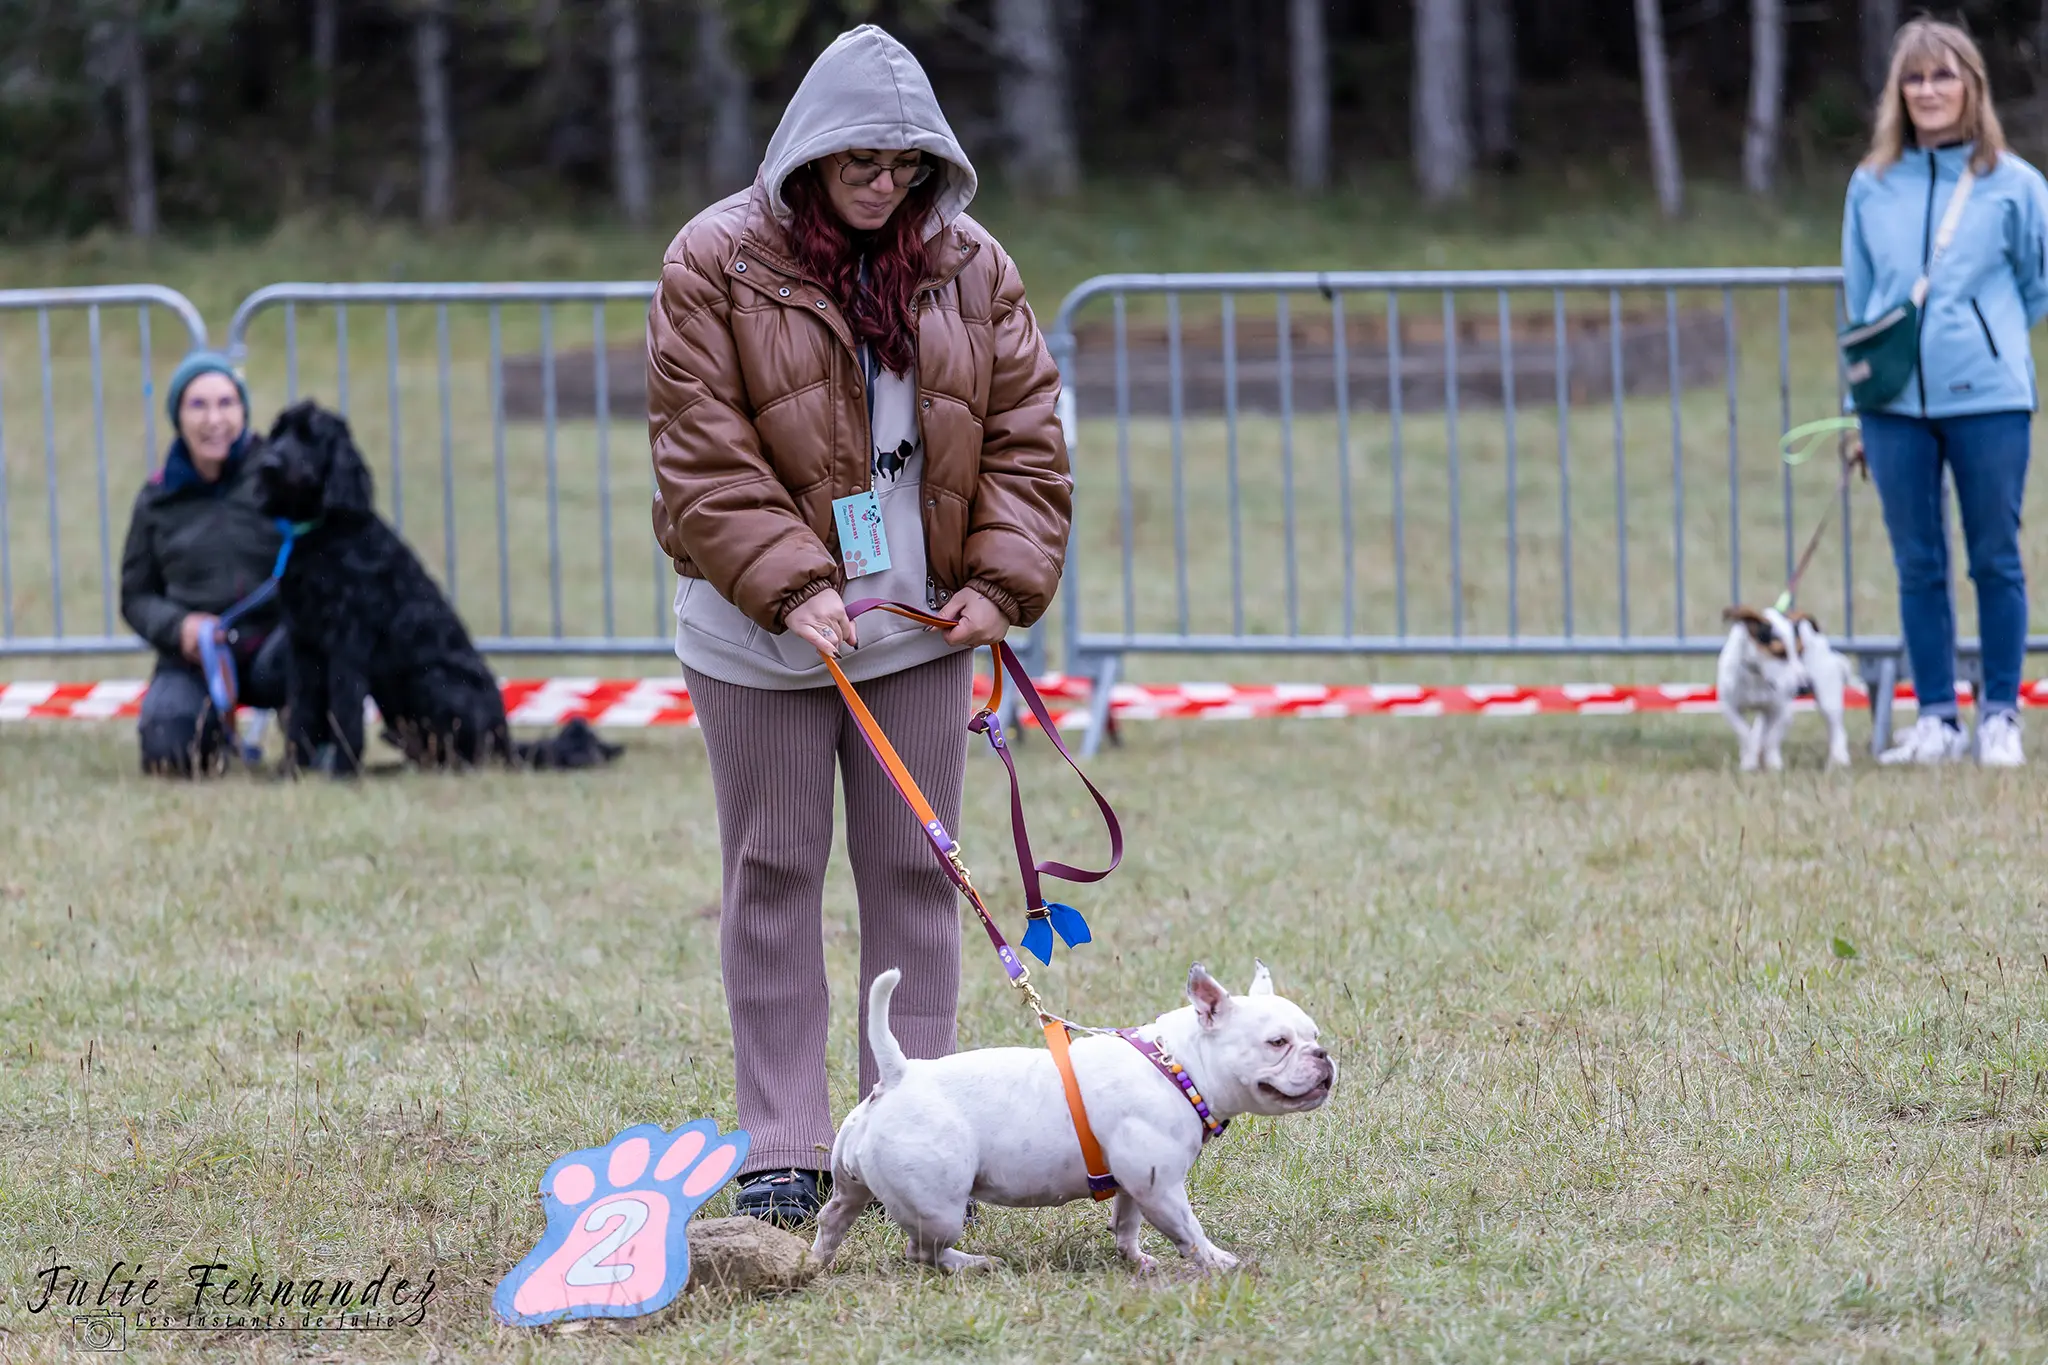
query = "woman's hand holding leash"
xmin=933 ymin=586 xmax=1008 ymax=647
xmin=179 ymin=612 xmax=220 ymax=663
xmin=785 ymin=588 xmax=857 ymax=656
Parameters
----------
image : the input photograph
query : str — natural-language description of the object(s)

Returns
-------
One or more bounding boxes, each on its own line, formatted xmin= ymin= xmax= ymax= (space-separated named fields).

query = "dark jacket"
xmin=119 ymin=437 xmax=285 ymax=658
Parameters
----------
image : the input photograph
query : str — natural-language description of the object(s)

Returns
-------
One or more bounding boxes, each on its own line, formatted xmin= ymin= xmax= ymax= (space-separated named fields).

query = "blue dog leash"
xmin=197 ymin=517 xmax=316 ymax=760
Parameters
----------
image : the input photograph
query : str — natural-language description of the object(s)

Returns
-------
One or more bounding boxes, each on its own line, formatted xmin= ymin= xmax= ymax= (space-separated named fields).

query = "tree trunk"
xmin=608 ymin=0 xmax=652 ymax=224
xmin=994 ymin=0 xmax=1081 ymax=197
xmin=1860 ymin=0 xmax=1899 ymax=99
xmin=1289 ymin=0 xmax=1330 ymax=191
xmin=1229 ymin=0 xmax=1258 ymax=158
xmin=312 ymin=0 xmax=339 ymax=195
xmin=1743 ymin=0 xmax=1784 ymax=195
xmin=119 ymin=2 xmax=157 ymax=239
xmin=168 ymin=26 xmax=203 ymax=164
xmin=696 ymin=0 xmax=753 ymax=198
xmin=1413 ymin=0 xmax=1473 ymax=203
xmin=1634 ymin=0 xmax=1684 ymax=217
xmin=1473 ymin=0 xmax=1517 ymax=170
xmin=414 ymin=0 xmax=453 ymax=226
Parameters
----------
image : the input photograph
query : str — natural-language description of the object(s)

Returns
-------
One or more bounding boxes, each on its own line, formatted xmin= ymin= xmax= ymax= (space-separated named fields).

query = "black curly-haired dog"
xmin=253 ymin=401 xmax=622 ymax=776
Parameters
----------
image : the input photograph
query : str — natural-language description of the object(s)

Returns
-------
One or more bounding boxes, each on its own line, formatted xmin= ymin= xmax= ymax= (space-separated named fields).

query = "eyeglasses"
xmin=837 ymin=154 xmax=933 ymax=189
xmin=1902 ymin=69 xmax=1962 ymax=89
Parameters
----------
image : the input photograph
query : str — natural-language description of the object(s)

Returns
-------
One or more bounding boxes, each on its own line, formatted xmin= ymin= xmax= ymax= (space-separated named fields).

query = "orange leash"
xmin=814 ymin=602 xmax=1117 ymax=1200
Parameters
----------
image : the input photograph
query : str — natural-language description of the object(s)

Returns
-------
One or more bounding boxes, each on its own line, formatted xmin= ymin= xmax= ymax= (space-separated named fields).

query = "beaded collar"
xmin=1117 ymin=1030 xmax=1230 ymax=1143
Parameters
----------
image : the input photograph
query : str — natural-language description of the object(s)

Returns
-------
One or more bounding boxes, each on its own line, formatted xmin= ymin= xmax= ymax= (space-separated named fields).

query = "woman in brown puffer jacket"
xmin=646 ymin=24 xmax=1072 ymax=1227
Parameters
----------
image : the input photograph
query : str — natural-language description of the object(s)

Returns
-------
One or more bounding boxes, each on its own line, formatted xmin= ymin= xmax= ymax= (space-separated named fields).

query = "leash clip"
xmin=943 ymin=845 xmax=973 ymax=888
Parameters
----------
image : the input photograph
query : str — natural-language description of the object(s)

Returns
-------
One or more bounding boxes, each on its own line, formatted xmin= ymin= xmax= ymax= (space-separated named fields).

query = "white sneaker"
xmin=1978 ymin=711 xmax=2025 ymax=768
xmin=1879 ymin=714 xmax=1972 ymax=765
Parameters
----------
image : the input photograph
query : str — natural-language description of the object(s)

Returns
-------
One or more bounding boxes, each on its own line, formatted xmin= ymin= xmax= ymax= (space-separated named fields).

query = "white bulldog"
xmin=810 ymin=960 xmax=1335 ymax=1275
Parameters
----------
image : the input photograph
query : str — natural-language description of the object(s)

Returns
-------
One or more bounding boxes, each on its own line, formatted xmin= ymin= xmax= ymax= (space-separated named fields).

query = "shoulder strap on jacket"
xmin=1911 ymin=167 xmax=1978 ymax=308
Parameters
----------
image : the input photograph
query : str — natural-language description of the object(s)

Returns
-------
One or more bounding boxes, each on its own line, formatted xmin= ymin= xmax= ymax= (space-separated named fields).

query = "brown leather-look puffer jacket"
xmin=646 ymin=184 xmax=1072 ymax=634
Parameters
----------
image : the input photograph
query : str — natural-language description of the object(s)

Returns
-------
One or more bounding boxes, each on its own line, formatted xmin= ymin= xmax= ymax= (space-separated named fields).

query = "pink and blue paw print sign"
xmin=493 ymin=1119 xmax=749 ymax=1327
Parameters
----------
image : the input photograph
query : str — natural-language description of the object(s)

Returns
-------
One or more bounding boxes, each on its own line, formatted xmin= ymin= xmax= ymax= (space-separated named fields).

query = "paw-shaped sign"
xmin=493 ymin=1119 xmax=749 ymax=1326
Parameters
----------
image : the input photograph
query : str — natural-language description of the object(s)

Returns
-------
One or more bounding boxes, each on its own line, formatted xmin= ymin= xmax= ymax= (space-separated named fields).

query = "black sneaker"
xmin=733 ymin=1168 xmax=828 ymax=1229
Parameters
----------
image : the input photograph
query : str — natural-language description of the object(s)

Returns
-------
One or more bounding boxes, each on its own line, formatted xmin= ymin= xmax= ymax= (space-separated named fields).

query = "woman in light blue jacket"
xmin=1843 ymin=18 xmax=2048 ymax=766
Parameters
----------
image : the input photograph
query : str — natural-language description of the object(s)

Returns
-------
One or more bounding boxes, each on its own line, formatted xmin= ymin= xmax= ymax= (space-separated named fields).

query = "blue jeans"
xmin=1861 ymin=411 xmax=2031 ymax=718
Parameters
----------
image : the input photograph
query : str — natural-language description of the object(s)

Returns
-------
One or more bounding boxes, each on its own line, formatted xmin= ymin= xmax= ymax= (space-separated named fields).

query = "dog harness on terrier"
xmin=816 ymin=599 xmax=1126 ymax=1200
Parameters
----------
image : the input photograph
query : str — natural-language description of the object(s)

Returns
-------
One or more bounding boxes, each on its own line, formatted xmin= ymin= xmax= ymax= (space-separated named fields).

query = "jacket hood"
xmin=755 ymin=25 xmax=976 ymax=233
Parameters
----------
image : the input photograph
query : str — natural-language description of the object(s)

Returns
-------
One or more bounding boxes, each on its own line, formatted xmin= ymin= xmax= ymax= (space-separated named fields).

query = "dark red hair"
xmin=784 ymin=162 xmax=942 ymax=376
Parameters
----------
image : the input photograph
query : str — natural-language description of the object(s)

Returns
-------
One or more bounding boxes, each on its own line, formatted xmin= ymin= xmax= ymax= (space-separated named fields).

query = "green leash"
xmin=1772 ymin=417 xmax=1864 ymax=614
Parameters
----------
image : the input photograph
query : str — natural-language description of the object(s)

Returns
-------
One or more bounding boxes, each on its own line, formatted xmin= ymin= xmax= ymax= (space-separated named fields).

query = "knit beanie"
xmin=165 ymin=350 xmax=250 ymax=425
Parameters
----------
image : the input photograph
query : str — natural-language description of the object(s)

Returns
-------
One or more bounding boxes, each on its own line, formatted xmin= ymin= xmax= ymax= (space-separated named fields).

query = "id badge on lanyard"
xmin=831 ymin=342 xmax=893 ymax=579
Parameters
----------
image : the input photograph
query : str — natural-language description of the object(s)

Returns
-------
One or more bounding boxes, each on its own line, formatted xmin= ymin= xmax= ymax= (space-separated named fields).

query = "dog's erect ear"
xmin=1188 ymin=963 xmax=1231 ymax=1028
xmin=1788 ymin=610 xmax=1822 ymax=636
xmin=317 ymin=410 xmax=376 ymax=514
xmin=1248 ymin=959 xmax=1274 ymax=996
xmin=1725 ymin=606 xmax=1778 ymax=652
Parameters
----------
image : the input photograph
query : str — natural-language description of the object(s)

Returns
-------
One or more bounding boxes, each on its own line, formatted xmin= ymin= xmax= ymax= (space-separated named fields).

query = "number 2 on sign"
xmin=832 ymin=489 xmax=892 ymax=579
xmin=492 ymin=1118 xmax=751 ymax=1326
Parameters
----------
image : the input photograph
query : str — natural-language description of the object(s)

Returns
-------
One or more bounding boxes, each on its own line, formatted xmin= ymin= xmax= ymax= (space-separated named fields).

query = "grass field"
xmin=7 ymin=188 xmax=2048 ymax=1358
xmin=4 ymin=715 xmax=2048 ymax=1361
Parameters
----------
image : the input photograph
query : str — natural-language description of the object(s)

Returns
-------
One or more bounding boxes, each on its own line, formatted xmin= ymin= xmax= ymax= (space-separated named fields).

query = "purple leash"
xmin=970 ymin=639 xmax=1123 ymax=964
xmin=842 ymin=599 xmax=1123 ymax=966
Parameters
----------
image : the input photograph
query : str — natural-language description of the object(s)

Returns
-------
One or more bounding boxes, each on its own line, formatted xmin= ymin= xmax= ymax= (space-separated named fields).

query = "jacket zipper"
xmin=1916 ymin=150 xmax=1935 ymax=417
xmin=1971 ymin=297 xmax=1999 ymax=358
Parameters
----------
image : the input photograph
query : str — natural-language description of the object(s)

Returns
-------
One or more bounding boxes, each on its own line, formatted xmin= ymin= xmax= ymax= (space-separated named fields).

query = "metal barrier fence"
xmin=10 ymin=269 xmax=2039 ymax=754
xmin=1 ymin=277 xmax=1051 ymax=718
xmin=0 ymin=286 xmax=210 ymax=654
xmin=226 ymin=281 xmax=668 ymax=656
xmin=1045 ymin=267 xmax=2048 ymax=754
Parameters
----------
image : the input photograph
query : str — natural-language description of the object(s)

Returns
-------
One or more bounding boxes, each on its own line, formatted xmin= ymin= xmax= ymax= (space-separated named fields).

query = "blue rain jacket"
xmin=1842 ymin=142 xmax=2048 ymax=417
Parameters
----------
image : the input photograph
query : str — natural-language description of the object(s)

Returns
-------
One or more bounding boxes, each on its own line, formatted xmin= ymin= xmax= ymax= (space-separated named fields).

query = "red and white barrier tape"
xmin=5 ymin=677 xmax=2045 ymax=728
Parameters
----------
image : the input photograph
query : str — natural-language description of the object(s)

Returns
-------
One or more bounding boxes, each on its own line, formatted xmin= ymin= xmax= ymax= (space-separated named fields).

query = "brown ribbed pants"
xmin=687 ymin=651 xmax=972 ymax=1175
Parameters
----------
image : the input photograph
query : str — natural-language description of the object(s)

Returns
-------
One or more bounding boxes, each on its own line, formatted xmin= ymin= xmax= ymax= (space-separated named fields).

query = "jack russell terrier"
xmin=1717 ymin=605 xmax=1851 ymax=771
xmin=809 ymin=961 xmax=1335 ymax=1275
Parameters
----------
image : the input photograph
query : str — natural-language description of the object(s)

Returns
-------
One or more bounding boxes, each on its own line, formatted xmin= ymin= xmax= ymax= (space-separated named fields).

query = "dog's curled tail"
xmin=867 ymin=968 xmax=909 ymax=1091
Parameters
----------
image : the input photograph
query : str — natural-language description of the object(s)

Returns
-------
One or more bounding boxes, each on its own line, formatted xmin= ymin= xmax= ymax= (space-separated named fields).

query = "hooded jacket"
xmin=646 ymin=25 xmax=1071 ymax=687
xmin=1843 ymin=142 xmax=2048 ymax=418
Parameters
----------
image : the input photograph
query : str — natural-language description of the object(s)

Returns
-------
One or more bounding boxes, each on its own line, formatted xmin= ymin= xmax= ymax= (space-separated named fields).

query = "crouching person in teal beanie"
xmin=118 ymin=352 xmax=289 ymax=775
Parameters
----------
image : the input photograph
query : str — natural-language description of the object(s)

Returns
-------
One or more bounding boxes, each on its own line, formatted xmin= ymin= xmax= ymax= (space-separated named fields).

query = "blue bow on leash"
xmin=197 ymin=517 xmax=312 ymax=761
xmin=1021 ymin=901 xmax=1094 ymax=967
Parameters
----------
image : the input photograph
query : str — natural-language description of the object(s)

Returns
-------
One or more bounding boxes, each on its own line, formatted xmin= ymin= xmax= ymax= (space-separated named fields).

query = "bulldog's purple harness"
xmin=1118 ymin=1031 xmax=1231 ymax=1144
